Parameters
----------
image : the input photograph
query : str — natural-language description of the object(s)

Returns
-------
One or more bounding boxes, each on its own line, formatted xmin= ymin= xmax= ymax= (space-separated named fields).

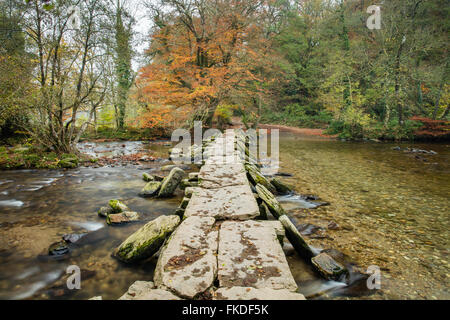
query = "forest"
xmin=0 ymin=0 xmax=449 ymax=303
xmin=0 ymin=0 xmax=449 ymax=165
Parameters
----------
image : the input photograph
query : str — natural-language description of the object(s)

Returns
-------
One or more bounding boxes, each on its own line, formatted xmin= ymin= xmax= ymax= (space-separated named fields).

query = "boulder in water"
xmin=143 ymin=173 xmax=164 ymax=182
xmin=139 ymin=181 xmax=162 ymax=198
xmin=48 ymin=240 xmax=70 ymax=256
xmin=108 ymin=199 xmax=129 ymax=213
xmin=97 ymin=206 xmax=113 ymax=218
xmin=157 ymin=167 xmax=185 ymax=198
xmin=114 ymin=215 xmax=180 ymax=262
xmin=311 ymin=252 xmax=347 ymax=280
xmin=107 ymin=211 xmax=140 ymax=225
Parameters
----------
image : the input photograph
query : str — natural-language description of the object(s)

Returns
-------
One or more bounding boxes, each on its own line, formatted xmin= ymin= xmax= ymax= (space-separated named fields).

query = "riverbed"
xmin=277 ymin=132 xmax=449 ymax=299
xmin=0 ymin=134 xmax=448 ymax=300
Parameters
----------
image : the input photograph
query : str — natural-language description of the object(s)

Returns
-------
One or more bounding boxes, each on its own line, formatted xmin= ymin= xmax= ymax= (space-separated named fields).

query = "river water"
xmin=0 ymin=135 xmax=448 ymax=300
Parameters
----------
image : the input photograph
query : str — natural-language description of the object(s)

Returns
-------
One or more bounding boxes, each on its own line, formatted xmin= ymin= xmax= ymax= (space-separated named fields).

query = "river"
xmin=0 ymin=133 xmax=448 ymax=300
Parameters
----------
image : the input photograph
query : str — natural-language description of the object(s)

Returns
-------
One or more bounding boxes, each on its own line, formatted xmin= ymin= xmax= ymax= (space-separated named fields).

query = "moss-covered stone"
xmin=58 ymin=157 xmax=78 ymax=169
xmin=311 ymin=252 xmax=348 ymax=280
xmin=180 ymin=197 xmax=190 ymax=209
xmin=157 ymin=167 xmax=185 ymax=198
xmin=139 ymin=181 xmax=162 ymax=198
xmin=114 ymin=215 xmax=180 ymax=263
xmin=279 ymin=215 xmax=315 ymax=260
xmin=108 ymin=199 xmax=129 ymax=213
xmin=255 ymin=184 xmax=286 ymax=219
xmin=98 ymin=206 xmax=113 ymax=218
xmin=143 ymin=173 xmax=164 ymax=182
xmin=245 ymin=163 xmax=277 ymax=193
xmin=270 ymin=178 xmax=293 ymax=195
xmin=257 ymin=202 xmax=269 ymax=220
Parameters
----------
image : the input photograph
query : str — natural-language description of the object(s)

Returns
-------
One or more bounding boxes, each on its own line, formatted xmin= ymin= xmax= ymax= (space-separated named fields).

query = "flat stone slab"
xmin=198 ymin=163 xmax=248 ymax=189
xmin=154 ymin=216 xmax=218 ymax=299
xmin=119 ymin=281 xmax=182 ymax=300
xmin=218 ymin=221 xmax=298 ymax=291
xmin=214 ymin=287 xmax=305 ymax=300
xmin=257 ymin=220 xmax=285 ymax=241
xmin=184 ymin=185 xmax=260 ymax=220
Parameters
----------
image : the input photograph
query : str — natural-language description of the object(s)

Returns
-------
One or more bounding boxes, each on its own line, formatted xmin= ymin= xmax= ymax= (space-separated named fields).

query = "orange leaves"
xmin=134 ymin=0 xmax=281 ymax=128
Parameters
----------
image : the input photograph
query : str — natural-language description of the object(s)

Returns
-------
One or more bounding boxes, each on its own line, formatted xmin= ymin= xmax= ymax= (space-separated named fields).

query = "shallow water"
xmin=0 ymin=142 xmax=183 ymax=300
xmin=277 ymin=132 xmax=449 ymax=299
xmin=0 ymin=136 xmax=448 ymax=300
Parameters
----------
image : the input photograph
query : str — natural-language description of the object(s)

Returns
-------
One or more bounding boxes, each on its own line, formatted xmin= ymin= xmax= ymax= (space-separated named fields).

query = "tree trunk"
xmin=394 ymin=38 xmax=405 ymax=125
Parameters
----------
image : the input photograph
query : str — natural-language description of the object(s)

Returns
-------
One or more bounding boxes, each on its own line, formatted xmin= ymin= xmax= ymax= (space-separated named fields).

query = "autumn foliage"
xmin=411 ymin=117 xmax=450 ymax=140
xmin=136 ymin=0 xmax=280 ymax=127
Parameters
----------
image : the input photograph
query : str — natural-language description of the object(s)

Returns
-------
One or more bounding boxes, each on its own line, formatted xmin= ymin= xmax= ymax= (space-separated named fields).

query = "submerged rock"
xmin=311 ymin=252 xmax=347 ymax=280
xmin=157 ymin=167 xmax=185 ymax=198
xmin=108 ymin=199 xmax=129 ymax=213
xmin=139 ymin=181 xmax=162 ymax=198
xmin=255 ymin=184 xmax=286 ymax=219
xmin=62 ymin=233 xmax=87 ymax=244
xmin=279 ymin=215 xmax=315 ymax=260
xmin=48 ymin=241 xmax=70 ymax=256
xmin=106 ymin=211 xmax=140 ymax=225
xmin=270 ymin=178 xmax=293 ymax=195
xmin=114 ymin=215 xmax=180 ymax=263
xmin=97 ymin=206 xmax=113 ymax=218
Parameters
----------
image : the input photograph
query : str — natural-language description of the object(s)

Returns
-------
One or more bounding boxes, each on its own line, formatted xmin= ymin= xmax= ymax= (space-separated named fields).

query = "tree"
xmin=113 ymin=0 xmax=134 ymax=129
xmin=21 ymin=0 xmax=110 ymax=153
xmin=138 ymin=0 xmax=279 ymax=127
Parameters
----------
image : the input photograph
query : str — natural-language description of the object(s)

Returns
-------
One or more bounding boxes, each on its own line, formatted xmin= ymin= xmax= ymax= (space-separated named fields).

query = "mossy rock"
xmin=114 ymin=215 xmax=180 ymax=263
xmin=108 ymin=199 xmax=129 ymax=213
xmin=143 ymin=173 xmax=164 ymax=182
xmin=139 ymin=181 xmax=162 ymax=198
xmin=270 ymin=178 xmax=293 ymax=195
xmin=157 ymin=167 xmax=185 ymax=198
xmin=245 ymin=163 xmax=277 ymax=194
xmin=255 ymin=184 xmax=286 ymax=219
xmin=98 ymin=206 xmax=113 ymax=218
xmin=279 ymin=215 xmax=315 ymax=260
xmin=58 ymin=157 xmax=78 ymax=169
xmin=311 ymin=252 xmax=348 ymax=280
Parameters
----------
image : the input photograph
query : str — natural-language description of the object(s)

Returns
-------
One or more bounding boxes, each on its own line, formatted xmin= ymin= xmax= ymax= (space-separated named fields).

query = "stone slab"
xmin=184 ymin=185 xmax=260 ymax=220
xmin=198 ymin=163 xmax=248 ymax=189
xmin=154 ymin=216 xmax=218 ymax=299
xmin=119 ymin=280 xmax=182 ymax=300
xmin=218 ymin=220 xmax=298 ymax=291
xmin=214 ymin=287 xmax=305 ymax=300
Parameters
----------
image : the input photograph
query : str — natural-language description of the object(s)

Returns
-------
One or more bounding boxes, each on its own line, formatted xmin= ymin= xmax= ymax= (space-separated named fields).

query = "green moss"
xmin=0 ymin=145 xmax=64 ymax=170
